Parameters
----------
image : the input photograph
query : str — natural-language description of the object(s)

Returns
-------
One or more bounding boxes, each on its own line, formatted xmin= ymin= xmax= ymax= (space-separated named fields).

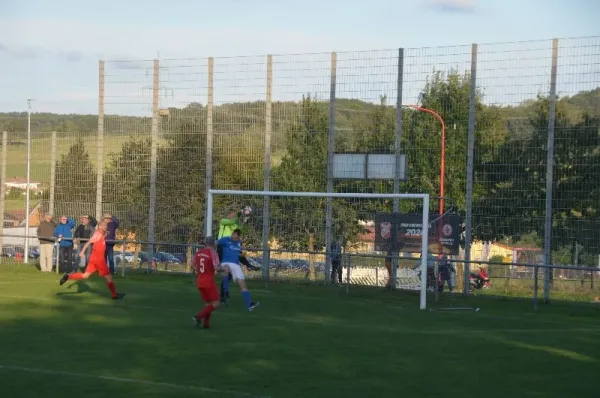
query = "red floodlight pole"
xmin=405 ymin=105 xmax=446 ymax=255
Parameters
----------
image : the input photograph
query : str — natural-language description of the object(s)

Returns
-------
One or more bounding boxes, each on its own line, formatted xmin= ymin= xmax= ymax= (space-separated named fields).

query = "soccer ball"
xmin=242 ymin=206 xmax=253 ymax=216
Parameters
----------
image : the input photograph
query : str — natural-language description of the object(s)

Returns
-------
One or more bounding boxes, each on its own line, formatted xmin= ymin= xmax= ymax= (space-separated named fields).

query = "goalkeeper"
xmin=217 ymin=209 xmax=260 ymax=304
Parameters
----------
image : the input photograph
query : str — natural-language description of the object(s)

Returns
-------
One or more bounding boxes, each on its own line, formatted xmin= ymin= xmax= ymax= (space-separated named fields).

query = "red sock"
xmin=197 ymin=304 xmax=214 ymax=319
xmin=68 ymin=273 xmax=83 ymax=280
xmin=203 ymin=305 xmax=214 ymax=328
xmin=205 ymin=310 xmax=213 ymax=328
xmin=107 ymin=281 xmax=117 ymax=298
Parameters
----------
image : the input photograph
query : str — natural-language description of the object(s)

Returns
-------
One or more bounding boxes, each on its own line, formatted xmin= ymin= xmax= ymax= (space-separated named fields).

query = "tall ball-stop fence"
xmin=1 ymin=37 xmax=599 ymax=307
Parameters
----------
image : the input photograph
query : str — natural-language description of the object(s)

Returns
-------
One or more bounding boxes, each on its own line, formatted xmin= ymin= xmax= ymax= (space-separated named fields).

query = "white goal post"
xmin=206 ymin=189 xmax=430 ymax=310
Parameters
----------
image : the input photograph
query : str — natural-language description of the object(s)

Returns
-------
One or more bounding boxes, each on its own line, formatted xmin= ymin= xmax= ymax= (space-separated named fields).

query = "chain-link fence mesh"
xmin=1 ymin=37 xmax=599 ymax=304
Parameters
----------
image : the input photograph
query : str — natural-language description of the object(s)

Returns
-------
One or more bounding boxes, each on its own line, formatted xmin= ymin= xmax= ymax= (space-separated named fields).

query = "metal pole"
xmin=96 ymin=61 xmax=105 ymax=221
xmin=392 ymin=48 xmax=405 ymax=291
xmin=205 ymin=57 xmax=214 ymax=238
xmin=325 ymin=51 xmax=337 ymax=284
xmin=420 ymin=195 xmax=430 ymax=310
xmin=262 ymin=55 xmax=273 ymax=281
xmin=205 ymin=192 xmax=213 ymax=238
xmin=147 ymin=59 xmax=159 ymax=273
xmin=209 ymin=190 xmax=428 ymax=200
xmin=24 ymin=99 xmax=34 ymax=264
xmin=49 ymin=131 xmax=57 ymax=217
xmin=0 ymin=131 xmax=7 ymax=254
xmin=543 ymin=39 xmax=559 ymax=304
xmin=464 ymin=43 xmax=478 ymax=296
xmin=345 ymin=254 xmax=351 ymax=295
xmin=393 ymin=48 xmax=404 ymax=213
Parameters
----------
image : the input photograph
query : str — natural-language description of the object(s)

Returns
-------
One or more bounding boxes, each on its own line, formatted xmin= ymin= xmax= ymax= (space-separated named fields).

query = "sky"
xmin=0 ymin=0 xmax=598 ymax=115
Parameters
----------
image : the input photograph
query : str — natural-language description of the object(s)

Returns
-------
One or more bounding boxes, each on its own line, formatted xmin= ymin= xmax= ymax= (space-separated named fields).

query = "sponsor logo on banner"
xmin=442 ymin=223 xmax=453 ymax=237
xmin=380 ymin=222 xmax=391 ymax=239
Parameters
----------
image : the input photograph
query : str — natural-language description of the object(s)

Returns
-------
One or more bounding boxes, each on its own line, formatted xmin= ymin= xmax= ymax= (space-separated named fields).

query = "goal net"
xmin=206 ymin=189 xmax=431 ymax=310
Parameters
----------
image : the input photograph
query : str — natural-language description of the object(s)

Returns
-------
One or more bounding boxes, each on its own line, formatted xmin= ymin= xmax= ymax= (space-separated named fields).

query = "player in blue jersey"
xmin=218 ymin=229 xmax=259 ymax=311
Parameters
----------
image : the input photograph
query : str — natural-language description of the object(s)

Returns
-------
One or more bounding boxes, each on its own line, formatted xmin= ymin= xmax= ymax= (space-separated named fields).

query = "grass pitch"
xmin=0 ymin=265 xmax=599 ymax=398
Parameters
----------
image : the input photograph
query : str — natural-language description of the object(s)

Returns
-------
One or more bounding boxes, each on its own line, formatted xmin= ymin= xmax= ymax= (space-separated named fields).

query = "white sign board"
xmin=333 ymin=153 xmax=407 ymax=181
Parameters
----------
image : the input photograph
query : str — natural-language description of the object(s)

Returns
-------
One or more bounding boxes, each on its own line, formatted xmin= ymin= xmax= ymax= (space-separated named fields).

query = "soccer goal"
xmin=206 ymin=189 xmax=431 ymax=310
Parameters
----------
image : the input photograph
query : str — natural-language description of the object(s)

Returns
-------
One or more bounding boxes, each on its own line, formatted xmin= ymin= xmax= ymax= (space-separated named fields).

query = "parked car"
xmin=156 ymin=252 xmax=181 ymax=264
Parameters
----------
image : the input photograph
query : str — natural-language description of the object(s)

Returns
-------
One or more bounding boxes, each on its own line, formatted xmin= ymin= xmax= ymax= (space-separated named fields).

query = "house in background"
xmin=4 ymin=177 xmax=41 ymax=191
xmin=2 ymin=203 xmax=44 ymax=228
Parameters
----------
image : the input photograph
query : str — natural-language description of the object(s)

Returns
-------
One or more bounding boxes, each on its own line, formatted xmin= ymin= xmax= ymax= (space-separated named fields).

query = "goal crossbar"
xmin=206 ymin=189 xmax=430 ymax=310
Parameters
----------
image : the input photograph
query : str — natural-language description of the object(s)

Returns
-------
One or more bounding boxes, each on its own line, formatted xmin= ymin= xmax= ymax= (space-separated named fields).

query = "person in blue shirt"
xmin=54 ymin=215 xmax=76 ymax=272
xmin=217 ymin=229 xmax=259 ymax=311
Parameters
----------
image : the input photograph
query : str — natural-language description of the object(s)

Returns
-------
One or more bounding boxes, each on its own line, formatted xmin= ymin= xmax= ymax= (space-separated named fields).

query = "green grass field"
xmin=1 ymin=264 xmax=599 ymax=398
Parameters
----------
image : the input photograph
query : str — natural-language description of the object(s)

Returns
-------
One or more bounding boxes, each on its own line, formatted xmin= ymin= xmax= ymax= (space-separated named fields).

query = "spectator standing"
xmin=74 ymin=215 xmax=97 ymax=269
xmin=438 ymin=254 xmax=456 ymax=293
xmin=330 ymin=238 xmax=343 ymax=285
xmin=37 ymin=213 xmax=56 ymax=272
xmin=54 ymin=215 xmax=76 ymax=273
xmin=103 ymin=213 xmax=119 ymax=275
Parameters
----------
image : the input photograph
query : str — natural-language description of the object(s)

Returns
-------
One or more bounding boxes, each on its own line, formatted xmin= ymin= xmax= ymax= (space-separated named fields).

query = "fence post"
xmin=393 ymin=48 xmax=405 ymax=213
xmin=325 ymin=51 xmax=337 ymax=284
xmin=0 ymin=131 xmax=7 ymax=255
xmin=262 ymin=55 xmax=273 ymax=282
xmin=96 ymin=60 xmax=105 ymax=221
xmin=464 ymin=43 xmax=478 ymax=296
xmin=121 ymin=239 xmax=126 ymax=278
xmin=49 ymin=131 xmax=57 ymax=217
xmin=147 ymin=59 xmax=160 ymax=273
xmin=543 ymin=38 xmax=559 ymax=304
xmin=55 ymin=242 xmax=60 ymax=274
xmin=205 ymin=57 xmax=214 ymax=237
xmin=391 ymin=48 xmax=405 ymax=290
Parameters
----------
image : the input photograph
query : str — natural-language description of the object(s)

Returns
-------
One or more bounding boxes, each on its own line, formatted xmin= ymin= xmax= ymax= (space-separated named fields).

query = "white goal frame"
xmin=206 ymin=189 xmax=430 ymax=310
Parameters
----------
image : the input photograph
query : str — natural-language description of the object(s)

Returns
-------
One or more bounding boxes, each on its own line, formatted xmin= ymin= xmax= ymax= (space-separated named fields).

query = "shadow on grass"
xmin=1 ymin=267 xmax=600 ymax=398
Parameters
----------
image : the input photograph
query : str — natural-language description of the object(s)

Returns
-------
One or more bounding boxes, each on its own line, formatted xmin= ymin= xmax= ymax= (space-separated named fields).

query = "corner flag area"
xmin=0 ymin=265 xmax=599 ymax=397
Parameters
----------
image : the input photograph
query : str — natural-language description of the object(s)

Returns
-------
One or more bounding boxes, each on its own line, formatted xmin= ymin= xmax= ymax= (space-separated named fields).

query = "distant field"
xmin=3 ymin=134 xmax=132 ymax=183
xmin=3 ymin=134 xmax=286 ymax=184
xmin=3 ymin=199 xmax=39 ymax=212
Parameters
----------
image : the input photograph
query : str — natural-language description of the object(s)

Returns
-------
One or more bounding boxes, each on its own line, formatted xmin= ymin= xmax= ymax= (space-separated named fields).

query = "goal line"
xmin=206 ymin=189 xmax=430 ymax=310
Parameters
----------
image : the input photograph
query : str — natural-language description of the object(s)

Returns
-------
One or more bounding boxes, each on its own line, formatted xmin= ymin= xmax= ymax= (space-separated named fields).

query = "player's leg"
xmin=230 ymin=264 xmax=259 ymax=311
xmin=220 ymin=264 xmax=232 ymax=305
xmin=239 ymin=254 xmax=258 ymax=271
xmin=194 ymin=285 xmax=220 ymax=329
xmin=101 ymin=272 xmax=125 ymax=299
xmin=59 ymin=270 xmax=92 ymax=285
xmin=106 ymin=245 xmax=115 ymax=275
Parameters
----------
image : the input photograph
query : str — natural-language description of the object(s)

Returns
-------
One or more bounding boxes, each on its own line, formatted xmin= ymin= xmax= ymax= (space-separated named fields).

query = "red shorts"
xmin=197 ymin=283 xmax=219 ymax=303
xmin=86 ymin=258 xmax=110 ymax=277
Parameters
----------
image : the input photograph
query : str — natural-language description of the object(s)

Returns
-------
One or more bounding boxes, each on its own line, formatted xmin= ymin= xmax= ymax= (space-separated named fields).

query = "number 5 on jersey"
xmin=198 ymin=257 xmax=205 ymax=273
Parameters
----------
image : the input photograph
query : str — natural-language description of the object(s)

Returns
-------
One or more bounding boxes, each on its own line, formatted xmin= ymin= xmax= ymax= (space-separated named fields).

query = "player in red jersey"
xmin=192 ymin=236 xmax=223 ymax=329
xmin=58 ymin=220 xmax=125 ymax=300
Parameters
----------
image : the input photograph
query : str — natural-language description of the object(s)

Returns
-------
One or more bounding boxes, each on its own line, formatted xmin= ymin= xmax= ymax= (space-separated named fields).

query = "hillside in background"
xmin=1 ymin=88 xmax=598 ymax=135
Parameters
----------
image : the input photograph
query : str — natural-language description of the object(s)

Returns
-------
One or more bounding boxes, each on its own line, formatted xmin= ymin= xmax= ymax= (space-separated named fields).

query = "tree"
xmin=478 ymin=96 xmax=600 ymax=258
xmin=103 ymin=136 xmax=152 ymax=239
xmin=212 ymin=128 xmax=265 ymax=248
xmin=270 ymin=95 xmax=362 ymax=250
xmin=153 ymin=118 xmax=208 ymax=244
xmin=54 ymin=138 xmax=96 ymax=217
